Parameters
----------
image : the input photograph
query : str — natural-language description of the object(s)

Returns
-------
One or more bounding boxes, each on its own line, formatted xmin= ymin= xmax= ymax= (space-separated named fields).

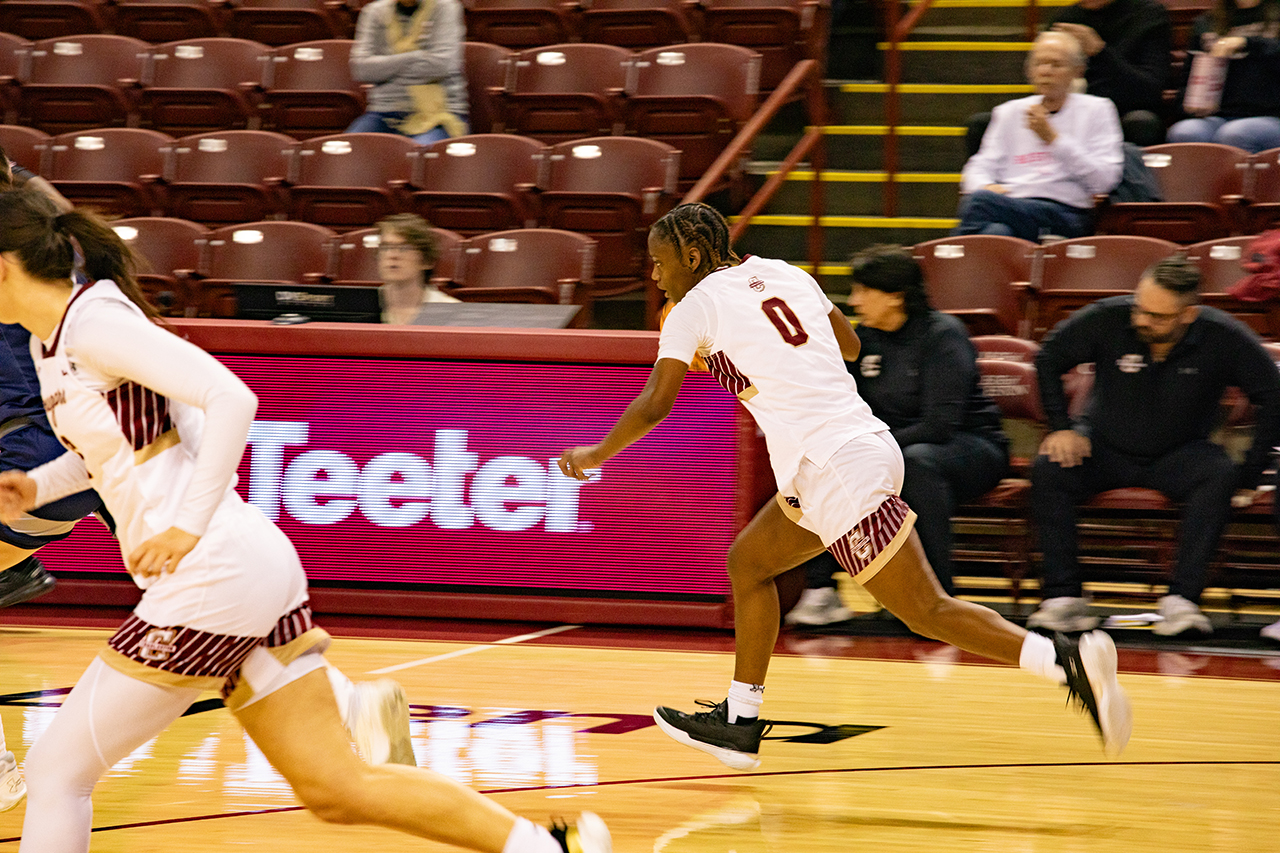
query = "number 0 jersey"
xmin=657 ymin=255 xmax=888 ymax=494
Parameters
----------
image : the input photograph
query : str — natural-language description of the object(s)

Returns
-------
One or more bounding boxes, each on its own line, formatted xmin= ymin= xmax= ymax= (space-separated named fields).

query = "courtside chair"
xmin=284 ymin=131 xmax=417 ymax=230
xmin=912 ymin=234 xmax=1037 ymax=338
xmin=41 ymin=127 xmax=171 ymax=217
xmin=1093 ymin=142 xmax=1250 ymax=244
xmin=14 ymin=34 xmax=148 ymax=134
xmin=260 ymin=39 xmax=365 ymax=139
xmin=161 ymin=129 xmax=293 ymax=225
xmin=534 ymin=135 xmax=679 ymax=293
xmin=495 ymin=43 xmax=631 ymax=145
xmin=408 ymin=133 xmax=543 ymax=236
xmin=110 ymin=215 xmax=208 ymax=315
xmin=137 ymin=37 xmax=271 ymax=136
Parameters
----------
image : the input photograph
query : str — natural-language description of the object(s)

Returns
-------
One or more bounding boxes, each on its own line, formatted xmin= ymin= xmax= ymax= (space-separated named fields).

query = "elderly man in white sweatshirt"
xmin=955 ymin=30 xmax=1123 ymax=241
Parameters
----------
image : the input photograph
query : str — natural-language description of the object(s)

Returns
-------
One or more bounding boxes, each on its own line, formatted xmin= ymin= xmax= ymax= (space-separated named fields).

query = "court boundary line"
xmin=365 ymin=624 xmax=583 ymax=674
xmin=2 ymin=758 xmax=1275 ymax=844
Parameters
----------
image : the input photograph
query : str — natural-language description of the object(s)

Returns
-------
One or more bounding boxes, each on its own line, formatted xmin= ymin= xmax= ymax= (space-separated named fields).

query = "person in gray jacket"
xmin=347 ymin=0 xmax=469 ymax=143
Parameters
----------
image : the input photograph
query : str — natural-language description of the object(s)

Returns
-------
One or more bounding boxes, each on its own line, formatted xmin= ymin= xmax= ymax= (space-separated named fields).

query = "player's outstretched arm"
xmin=558 ymin=357 xmax=689 ymax=480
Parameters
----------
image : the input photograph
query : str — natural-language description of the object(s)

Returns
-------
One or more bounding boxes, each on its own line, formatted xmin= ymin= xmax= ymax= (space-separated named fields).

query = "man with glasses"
xmin=1028 ymin=254 xmax=1280 ymax=636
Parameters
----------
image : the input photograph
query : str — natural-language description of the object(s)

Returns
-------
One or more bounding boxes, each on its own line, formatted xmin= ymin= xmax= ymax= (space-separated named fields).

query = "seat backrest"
xmin=0 ymin=32 xmax=30 ymax=81
xmin=1185 ymin=235 xmax=1254 ymax=294
xmin=291 ymin=132 xmax=417 ymax=186
xmin=537 ymin=135 xmax=678 ymax=196
xmin=700 ymin=0 xmax=826 ymax=90
xmin=22 ymin=34 xmax=149 ymax=86
xmin=228 ymin=0 xmax=345 ymax=46
xmin=113 ymin=215 xmax=207 ymax=282
xmin=455 ymin=228 xmax=595 ymax=300
xmin=45 ymin=127 xmax=171 ymax=183
xmin=167 ymin=128 xmax=293 ymax=184
xmin=1140 ymin=142 xmax=1249 ymax=202
xmin=579 ymin=0 xmax=697 ymax=49
xmin=0 ymin=123 xmax=50 ymax=172
xmin=1245 ymin=146 xmax=1280 ymax=203
xmin=201 ymin=219 xmax=335 ymax=281
xmin=912 ymin=234 xmax=1035 ymax=337
xmin=1037 ymin=235 xmax=1180 ymax=292
xmin=146 ymin=38 xmax=272 ymax=90
xmin=462 ymin=41 xmax=512 ymax=134
xmin=113 ymin=0 xmax=224 ymax=43
xmin=976 ymin=358 xmax=1045 ymax=423
xmin=0 ymin=0 xmax=110 ymax=41
xmin=969 ymin=335 xmax=1041 ymax=364
xmin=415 ymin=133 xmax=543 ymax=192
xmin=507 ymin=42 xmax=631 ymax=96
xmin=624 ymin=43 xmax=761 ymax=124
xmin=461 ymin=0 xmax=579 ymax=48
xmin=265 ymin=38 xmax=357 ymax=91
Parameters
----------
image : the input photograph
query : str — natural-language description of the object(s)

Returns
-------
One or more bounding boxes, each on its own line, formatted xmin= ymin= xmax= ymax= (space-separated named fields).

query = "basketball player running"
xmin=559 ymin=203 xmax=1132 ymax=771
xmin=0 ymin=188 xmax=608 ymax=853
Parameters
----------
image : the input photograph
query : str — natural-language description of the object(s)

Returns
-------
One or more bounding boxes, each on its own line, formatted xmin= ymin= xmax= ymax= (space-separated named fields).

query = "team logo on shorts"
xmin=785 ymin=496 xmax=801 ymax=509
xmin=849 ymin=530 xmax=874 ymax=564
xmin=139 ymin=628 xmax=179 ymax=662
xmin=747 ymin=276 xmax=765 ymax=292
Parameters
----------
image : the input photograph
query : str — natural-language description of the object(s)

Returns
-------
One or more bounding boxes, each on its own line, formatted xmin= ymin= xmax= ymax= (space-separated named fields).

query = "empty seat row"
xmin=1094 ymin=142 xmax=1280 ymax=243
xmin=0 ymin=0 xmax=823 ymax=90
xmin=913 ymin=233 xmax=1280 ymax=342
xmin=111 ymin=217 xmax=597 ymax=321
xmin=0 ymin=35 xmax=758 ymax=189
xmin=2 ymin=126 xmax=677 ymax=290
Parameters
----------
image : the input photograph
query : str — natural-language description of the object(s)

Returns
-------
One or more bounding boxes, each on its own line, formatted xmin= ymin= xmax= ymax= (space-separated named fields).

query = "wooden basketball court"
xmin=0 ymin=617 xmax=1276 ymax=852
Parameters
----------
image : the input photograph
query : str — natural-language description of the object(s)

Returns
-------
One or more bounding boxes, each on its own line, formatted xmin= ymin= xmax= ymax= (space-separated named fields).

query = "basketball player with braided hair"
xmin=0 ymin=187 xmax=609 ymax=853
xmin=560 ymin=202 xmax=1132 ymax=770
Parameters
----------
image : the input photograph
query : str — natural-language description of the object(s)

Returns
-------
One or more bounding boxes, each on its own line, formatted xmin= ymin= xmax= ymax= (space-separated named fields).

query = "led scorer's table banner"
xmin=39 ymin=323 xmax=757 ymax=600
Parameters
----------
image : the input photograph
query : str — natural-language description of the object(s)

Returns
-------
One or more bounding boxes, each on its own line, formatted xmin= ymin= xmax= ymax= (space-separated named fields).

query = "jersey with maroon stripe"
xmin=657 ymin=255 xmax=887 ymax=495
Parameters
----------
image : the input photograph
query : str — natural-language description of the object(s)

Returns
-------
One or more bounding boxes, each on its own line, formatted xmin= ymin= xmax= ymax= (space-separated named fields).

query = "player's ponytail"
xmin=0 ymin=188 xmax=162 ymax=322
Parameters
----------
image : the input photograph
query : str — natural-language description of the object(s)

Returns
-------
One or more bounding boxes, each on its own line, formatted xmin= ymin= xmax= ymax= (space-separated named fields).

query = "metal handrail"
xmin=668 ymin=58 xmax=827 ymax=324
xmin=882 ymin=0 xmax=1039 ymax=216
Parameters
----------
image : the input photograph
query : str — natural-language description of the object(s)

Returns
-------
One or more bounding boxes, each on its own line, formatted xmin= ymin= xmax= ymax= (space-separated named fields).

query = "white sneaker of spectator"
xmin=1152 ymin=594 xmax=1213 ymax=636
xmin=785 ymin=587 xmax=853 ymax=626
xmin=1025 ymin=596 xmax=1100 ymax=633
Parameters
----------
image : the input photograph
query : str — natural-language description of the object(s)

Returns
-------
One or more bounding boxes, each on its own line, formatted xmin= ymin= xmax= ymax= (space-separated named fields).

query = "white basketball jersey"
xmin=657 ymin=255 xmax=887 ymax=494
xmin=31 ymin=282 xmax=235 ymax=587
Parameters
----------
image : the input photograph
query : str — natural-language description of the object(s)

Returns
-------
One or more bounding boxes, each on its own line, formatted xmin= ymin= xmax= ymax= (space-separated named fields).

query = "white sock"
xmin=503 ymin=816 xmax=562 ymax=853
xmin=727 ymin=680 xmax=764 ymax=723
xmin=325 ymin=663 xmax=356 ymax=728
xmin=1019 ymin=632 xmax=1066 ymax=684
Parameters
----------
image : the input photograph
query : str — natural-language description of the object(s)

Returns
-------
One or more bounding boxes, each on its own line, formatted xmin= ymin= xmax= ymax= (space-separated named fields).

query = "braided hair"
xmin=650 ymin=202 xmax=741 ymax=279
xmin=0 ymin=187 xmax=162 ymax=322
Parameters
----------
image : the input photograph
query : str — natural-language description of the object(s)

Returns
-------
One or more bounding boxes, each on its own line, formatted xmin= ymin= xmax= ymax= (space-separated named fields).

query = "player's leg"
xmin=859 ymin=524 xmax=1131 ymax=755
xmin=653 ymin=497 xmax=825 ymax=770
xmin=20 ymin=657 xmax=201 ymax=852
xmin=235 ymin=665 xmax=609 ymax=853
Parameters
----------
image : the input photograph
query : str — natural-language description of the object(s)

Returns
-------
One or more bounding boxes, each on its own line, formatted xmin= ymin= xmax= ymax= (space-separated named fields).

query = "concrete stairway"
xmin=735 ymin=0 xmax=1073 ymax=296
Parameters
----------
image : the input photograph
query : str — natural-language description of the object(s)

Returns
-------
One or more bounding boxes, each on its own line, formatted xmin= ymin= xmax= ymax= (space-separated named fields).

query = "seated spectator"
xmin=376 ymin=213 xmax=457 ymax=324
xmin=966 ymin=0 xmax=1172 ymax=154
xmin=955 ymin=31 xmax=1124 ymax=242
xmin=347 ymin=0 xmax=468 ymax=144
xmin=1167 ymin=0 xmax=1280 ymax=153
xmin=844 ymin=246 xmax=1010 ymax=596
xmin=1030 ymin=255 xmax=1280 ymax=635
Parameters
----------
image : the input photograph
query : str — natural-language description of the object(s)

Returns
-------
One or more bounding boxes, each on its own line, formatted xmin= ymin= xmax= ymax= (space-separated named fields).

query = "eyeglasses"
xmin=377 ymin=242 xmax=418 ymax=254
xmin=1130 ymin=304 xmax=1186 ymax=323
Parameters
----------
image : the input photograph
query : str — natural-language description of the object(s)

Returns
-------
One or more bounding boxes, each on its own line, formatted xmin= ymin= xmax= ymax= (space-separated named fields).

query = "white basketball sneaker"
xmin=349 ymin=679 xmax=416 ymax=766
xmin=549 ymin=812 xmax=612 ymax=853
xmin=0 ymin=751 xmax=26 ymax=812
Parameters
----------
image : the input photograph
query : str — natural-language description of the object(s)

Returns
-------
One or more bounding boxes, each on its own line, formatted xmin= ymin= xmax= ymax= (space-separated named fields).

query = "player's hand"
xmin=0 ymin=471 xmax=38 ymax=523
xmin=558 ymin=445 xmax=604 ymax=481
xmin=1039 ymin=429 xmax=1091 ymax=467
xmin=1052 ymin=23 xmax=1104 ymax=56
xmin=128 ymin=526 xmax=200 ymax=579
xmin=1231 ymin=488 xmax=1261 ymax=509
